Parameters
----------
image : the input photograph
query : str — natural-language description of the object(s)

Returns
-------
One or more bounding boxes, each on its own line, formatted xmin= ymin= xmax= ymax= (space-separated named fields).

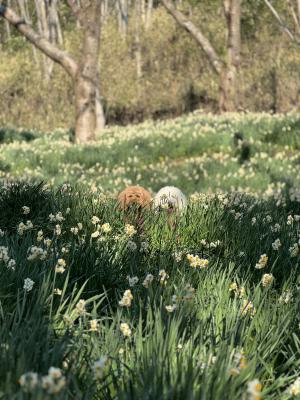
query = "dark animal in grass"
xmin=233 ymin=132 xmax=251 ymax=164
xmin=240 ymin=141 xmax=251 ymax=164
xmin=233 ymin=132 xmax=244 ymax=147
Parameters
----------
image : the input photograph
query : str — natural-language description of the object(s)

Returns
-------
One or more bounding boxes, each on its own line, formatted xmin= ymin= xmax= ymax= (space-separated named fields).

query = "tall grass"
xmin=1 ymin=113 xmax=300 ymax=398
xmin=1 ymin=179 xmax=300 ymax=398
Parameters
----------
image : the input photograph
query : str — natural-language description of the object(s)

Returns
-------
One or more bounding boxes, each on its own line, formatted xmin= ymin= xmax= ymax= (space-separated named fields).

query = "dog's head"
xmin=154 ymin=186 xmax=187 ymax=212
xmin=117 ymin=186 xmax=152 ymax=211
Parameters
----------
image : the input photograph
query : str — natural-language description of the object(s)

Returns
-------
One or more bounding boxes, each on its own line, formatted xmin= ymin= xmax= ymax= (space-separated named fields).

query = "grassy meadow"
xmin=1 ymin=113 xmax=300 ymax=399
xmin=1 ymin=111 xmax=300 ymax=194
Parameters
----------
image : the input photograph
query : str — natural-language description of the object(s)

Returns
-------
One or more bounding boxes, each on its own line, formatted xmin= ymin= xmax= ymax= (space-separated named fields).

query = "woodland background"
xmin=0 ymin=0 xmax=300 ymax=132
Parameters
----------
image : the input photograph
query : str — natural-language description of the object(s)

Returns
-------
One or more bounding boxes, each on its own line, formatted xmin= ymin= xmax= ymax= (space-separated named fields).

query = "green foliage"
xmin=0 ymin=179 xmax=300 ymax=398
xmin=1 ymin=112 xmax=300 ymax=195
xmin=0 ymin=181 xmax=55 ymax=233
xmin=0 ymin=114 xmax=300 ymax=398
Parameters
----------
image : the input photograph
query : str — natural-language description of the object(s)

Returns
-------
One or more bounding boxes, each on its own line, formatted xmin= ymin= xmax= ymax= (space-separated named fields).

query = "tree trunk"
xmin=49 ymin=0 xmax=63 ymax=46
xmin=17 ymin=0 xmax=29 ymax=23
xmin=4 ymin=0 xmax=11 ymax=39
xmin=145 ymin=0 xmax=153 ymax=30
xmin=219 ymin=0 xmax=241 ymax=112
xmin=74 ymin=2 xmax=102 ymax=143
xmin=17 ymin=0 xmax=38 ymax=63
xmin=35 ymin=0 xmax=53 ymax=81
xmin=95 ymin=85 xmax=106 ymax=135
xmin=101 ymin=0 xmax=108 ymax=24
xmin=219 ymin=65 xmax=238 ymax=112
xmin=117 ymin=0 xmax=128 ymax=36
xmin=123 ymin=0 xmax=128 ymax=35
xmin=141 ymin=0 xmax=145 ymax=22
xmin=74 ymin=75 xmax=96 ymax=143
xmin=135 ymin=0 xmax=142 ymax=79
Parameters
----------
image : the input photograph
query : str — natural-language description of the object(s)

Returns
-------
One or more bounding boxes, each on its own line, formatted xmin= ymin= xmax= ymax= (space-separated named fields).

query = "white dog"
xmin=154 ymin=186 xmax=187 ymax=212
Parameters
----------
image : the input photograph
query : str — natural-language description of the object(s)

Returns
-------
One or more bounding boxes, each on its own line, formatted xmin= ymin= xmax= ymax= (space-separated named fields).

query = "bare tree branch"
xmin=287 ymin=0 xmax=300 ymax=35
xmin=160 ymin=0 xmax=223 ymax=75
xmin=0 ymin=3 xmax=78 ymax=77
xmin=263 ymin=0 xmax=299 ymax=43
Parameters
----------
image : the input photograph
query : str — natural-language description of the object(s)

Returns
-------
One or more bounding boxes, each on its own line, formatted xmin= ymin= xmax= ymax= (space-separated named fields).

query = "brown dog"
xmin=117 ymin=186 xmax=152 ymax=211
xmin=117 ymin=186 xmax=152 ymax=229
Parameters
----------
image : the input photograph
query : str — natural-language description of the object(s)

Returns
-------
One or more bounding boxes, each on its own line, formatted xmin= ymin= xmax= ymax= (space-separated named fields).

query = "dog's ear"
xmin=117 ymin=190 xmax=127 ymax=210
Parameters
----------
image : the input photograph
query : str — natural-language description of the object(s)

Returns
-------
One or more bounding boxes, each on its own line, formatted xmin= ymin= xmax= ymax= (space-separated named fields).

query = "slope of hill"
xmin=1 ymin=113 xmax=300 ymax=399
xmin=1 ymin=112 xmax=300 ymax=195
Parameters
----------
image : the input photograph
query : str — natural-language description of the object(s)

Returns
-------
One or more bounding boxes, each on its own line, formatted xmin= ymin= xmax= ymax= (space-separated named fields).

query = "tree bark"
xmin=17 ymin=0 xmax=38 ymax=63
xmin=145 ymin=0 xmax=153 ymax=30
xmin=95 ymin=84 xmax=106 ymax=135
xmin=17 ymin=0 xmax=30 ymax=23
xmin=101 ymin=0 xmax=108 ymax=24
xmin=74 ymin=1 xmax=102 ymax=143
xmin=117 ymin=0 xmax=128 ymax=36
xmin=49 ymin=0 xmax=63 ymax=45
xmin=219 ymin=0 xmax=241 ymax=112
xmin=135 ymin=0 xmax=142 ymax=79
xmin=35 ymin=0 xmax=53 ymax=80
xmin=4 ymin=0 xmax=11 ymax=39
xmin=141 ymin=0 xmax=145 ymax=23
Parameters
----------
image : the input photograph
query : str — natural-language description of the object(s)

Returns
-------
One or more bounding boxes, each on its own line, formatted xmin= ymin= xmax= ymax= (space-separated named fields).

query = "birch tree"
xmin=220 ymin=0 xmax=241 ymax=111
xmin=161 ymin=0 xmax=241 ymax=112
xmin=117 ymin=0 xmax=128 ymax=36
xmin=263 ymin=0 xmax=300 ymax=44
xmin=145 ymin=0 xmax=153 ymax=29
xmin=0 ymin=0 xmax=105 ymax=143
xmin=135 ymin=0 xmax=142 ymax=79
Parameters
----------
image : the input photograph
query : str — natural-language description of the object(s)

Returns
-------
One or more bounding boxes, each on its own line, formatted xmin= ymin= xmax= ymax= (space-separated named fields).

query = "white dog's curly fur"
xmin=154 ymin=186 xmax=187 ymax=211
